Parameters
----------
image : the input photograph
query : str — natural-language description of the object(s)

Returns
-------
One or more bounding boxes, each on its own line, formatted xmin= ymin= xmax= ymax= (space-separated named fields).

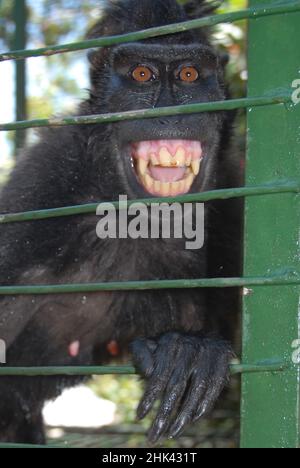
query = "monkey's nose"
xmin=158 ymin=118 xmax=180 ymax=126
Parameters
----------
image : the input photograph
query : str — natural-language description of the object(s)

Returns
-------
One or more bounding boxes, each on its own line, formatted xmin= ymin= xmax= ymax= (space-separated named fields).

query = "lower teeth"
xmin=134 ymin=158 xmax=201 ymax=196
xmin=141 ymin=172 xmax=194 ymax=196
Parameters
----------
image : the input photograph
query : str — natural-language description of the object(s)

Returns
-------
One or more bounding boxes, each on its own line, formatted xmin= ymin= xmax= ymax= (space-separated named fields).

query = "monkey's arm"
xmin=0 ymin=126 xmax=89 ymax=347
xmin=131 ymin=332 xmax=233 ymax=443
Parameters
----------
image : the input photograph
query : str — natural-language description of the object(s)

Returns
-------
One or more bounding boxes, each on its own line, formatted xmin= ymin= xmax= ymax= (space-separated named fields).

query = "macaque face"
xmin=90 ymin=42 xmax=226 ymax=199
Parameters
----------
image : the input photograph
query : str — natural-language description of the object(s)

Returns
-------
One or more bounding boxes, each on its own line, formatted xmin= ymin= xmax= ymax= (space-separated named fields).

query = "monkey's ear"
xmin=87 ymin=49 xmax=103 ymax=67
xmin=86 ymin=1 xmax=127 ymax=40
xmin=86 ymin=2 xmax=125 ymax=68
xmin=87 ymin=48 xmax=107 ymax=73
xmin=182 ymin=0 xmax=222 ymax=18
xmin=88 ymin=49 xmax=97 ymax=64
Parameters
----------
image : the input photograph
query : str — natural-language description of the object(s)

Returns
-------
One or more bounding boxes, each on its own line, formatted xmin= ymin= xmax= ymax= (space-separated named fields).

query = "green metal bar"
xmin=0 ymin=272 xmax=299 ymax=296
xmin=230 ymin=361 xmax=288 ymax=376
xmin=0 ymin=443 xmax=66 ymax=449
xmin=241 ymin=0 xmax=300 ymax=449
xmin=0 ymin=2 xmax=300 ymax=62
xmin=0 ymin=361 xmax=289 ymax=376
xmin=13 ymin=0 xmax=27 ymax=150
xmin=0 ymin=181 xmax=298 ymax=224
xmin=0 ymin=94 xmax=292 ymax=132
xmin=0 ymin=366 xmax=136 ymax=376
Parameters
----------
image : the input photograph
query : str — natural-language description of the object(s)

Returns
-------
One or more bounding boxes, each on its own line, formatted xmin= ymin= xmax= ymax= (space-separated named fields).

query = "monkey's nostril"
xmin=159 ymin=119 xmax=179 ymax=126
xmin=159 ymin=119 xmax=167 ymax=126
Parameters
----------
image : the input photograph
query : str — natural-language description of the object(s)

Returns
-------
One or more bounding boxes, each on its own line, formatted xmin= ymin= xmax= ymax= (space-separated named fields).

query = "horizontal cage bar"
xmin=0 ymin=2 xmax=300 ymax=62
xmin=0 ymin=94 xmax=292 ymax=132
xmin=0 ymin=360 xmax=289 ymax=376
xmin=0 ymin=181 xmax=298 ymax=224
xmin=0 ymin=271 xmax=299 ymax=296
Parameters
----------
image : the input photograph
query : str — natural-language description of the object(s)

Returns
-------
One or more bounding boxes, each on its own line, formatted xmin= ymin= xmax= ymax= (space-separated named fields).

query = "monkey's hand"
xmin=131 ymin=332 xmax=233 ymax=444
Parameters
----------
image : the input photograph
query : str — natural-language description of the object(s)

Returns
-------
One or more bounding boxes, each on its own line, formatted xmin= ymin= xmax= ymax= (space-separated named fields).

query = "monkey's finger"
xmin=167 ymin=368 xmax=210 ymax=439
xmin=194 ymin=376 xmax=228 ymax=423
xmin=147 ymin=373 xmax=190 ymax=443
xmin=136 ymin=340 xmax=181 ymax=420
xmin=137 ymin=362 xmax=176 ymax=420
xmin=193 ymin=357 xmax=231 ymax=422
xmin=147 ymin=346 xmax=197 ymax=443
xmin=168 ymin=350 xmax=231 ymax=439
xmin=130 ymin=338 xmax=157 ymax=378
xmin=136 ymin=376 xmax=166 ymax=421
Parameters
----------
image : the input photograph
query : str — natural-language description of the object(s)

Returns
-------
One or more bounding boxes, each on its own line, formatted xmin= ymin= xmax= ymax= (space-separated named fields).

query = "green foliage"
xmin=0 ymin=0 xmax=15 ymax=50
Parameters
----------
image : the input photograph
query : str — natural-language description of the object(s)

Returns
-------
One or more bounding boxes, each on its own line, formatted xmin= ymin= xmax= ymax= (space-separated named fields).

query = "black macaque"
xmin=0 ymin=0 xmax=243 ymax=445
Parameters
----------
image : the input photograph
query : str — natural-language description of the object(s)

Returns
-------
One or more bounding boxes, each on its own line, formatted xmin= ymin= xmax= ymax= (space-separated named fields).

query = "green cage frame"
xmin=0 ymin=0 xmax=299 ymax=448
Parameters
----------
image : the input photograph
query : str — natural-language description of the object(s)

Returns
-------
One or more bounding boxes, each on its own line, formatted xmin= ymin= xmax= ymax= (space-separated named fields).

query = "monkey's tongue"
xmin=149 ymin=166 xmax=186 ymax=183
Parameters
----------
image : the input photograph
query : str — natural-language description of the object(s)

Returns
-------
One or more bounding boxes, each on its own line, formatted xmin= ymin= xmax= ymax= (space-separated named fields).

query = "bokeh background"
xmin=0 ymin=0 xmax=246 ymax=448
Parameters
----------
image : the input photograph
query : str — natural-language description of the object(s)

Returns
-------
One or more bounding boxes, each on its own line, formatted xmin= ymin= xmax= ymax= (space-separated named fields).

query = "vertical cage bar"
xmin=241 ymin=0 xmax=300 ymax=448
xmin=13 ymin=0 xmax=27 ymax=151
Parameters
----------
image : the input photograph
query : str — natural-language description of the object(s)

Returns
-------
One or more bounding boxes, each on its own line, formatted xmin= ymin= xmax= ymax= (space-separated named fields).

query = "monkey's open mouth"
xmin=131 ymin=140 xmax=203 ymax=197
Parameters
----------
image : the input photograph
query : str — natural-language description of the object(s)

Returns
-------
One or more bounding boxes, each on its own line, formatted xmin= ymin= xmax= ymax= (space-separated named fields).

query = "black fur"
xmin=0 ymin=0 xmax=242 ymax=444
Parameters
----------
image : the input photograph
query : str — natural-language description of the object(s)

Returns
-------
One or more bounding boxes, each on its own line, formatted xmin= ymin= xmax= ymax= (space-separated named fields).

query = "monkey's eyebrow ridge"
xmin=110 ymin=43 xmax=217 ymax=65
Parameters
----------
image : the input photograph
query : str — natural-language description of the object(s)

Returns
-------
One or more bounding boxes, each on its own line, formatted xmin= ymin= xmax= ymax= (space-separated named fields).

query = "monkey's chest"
xmin=3 ymin=291 xmax=116 ymax=367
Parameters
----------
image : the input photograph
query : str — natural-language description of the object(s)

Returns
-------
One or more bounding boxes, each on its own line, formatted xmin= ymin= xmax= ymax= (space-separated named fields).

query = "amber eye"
xmin=132 ymin=66 xmax=154 ymax=82
xmin=179 ymin=66 xmax=199 ymax=83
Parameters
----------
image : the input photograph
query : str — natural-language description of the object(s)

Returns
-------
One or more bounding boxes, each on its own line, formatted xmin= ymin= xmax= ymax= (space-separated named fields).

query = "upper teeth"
xmin=137 ymin=154 xmax=202 ymax=177
xmin=191 ymin=160 xmax=201 ymax=176
xmin=150 ymin=153 xmax=159 ymax=165
xmin=156 ymin=147 xmax=198 ymax=168
xmin=159 ymin=148 xmax=172 ymax=166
